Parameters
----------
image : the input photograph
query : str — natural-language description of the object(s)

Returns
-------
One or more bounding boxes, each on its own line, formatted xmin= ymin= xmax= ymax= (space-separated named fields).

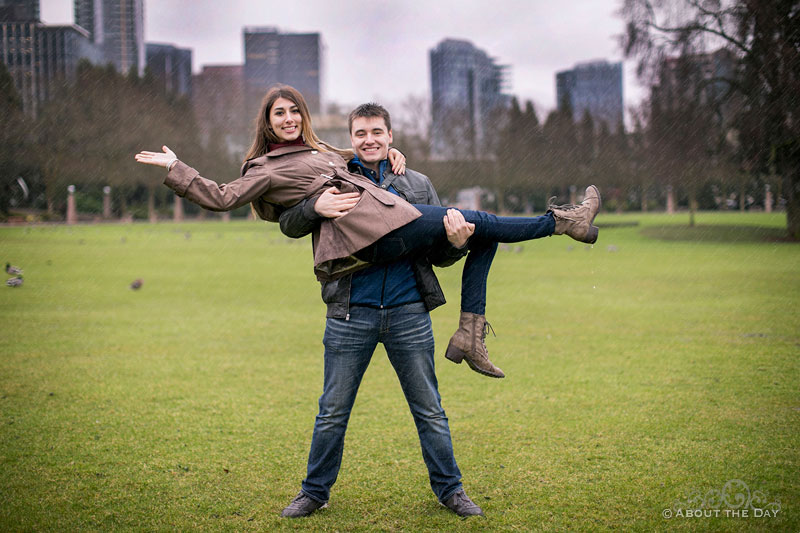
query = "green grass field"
xmin=1 ymin=212 xmax=797 ymax=532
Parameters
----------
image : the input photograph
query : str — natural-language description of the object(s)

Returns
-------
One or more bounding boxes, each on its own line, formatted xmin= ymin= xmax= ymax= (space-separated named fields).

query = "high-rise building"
xmin=0 ymin=0 xmax=39 ymax=22
xmin=556 ymin=60 xmax=623 ymax=133
xmin=146 ymin=42 xmax=192 ymax=97
xmin=429 ymin=38 xmax=510 ymax=160
xmin=243 ymin=27 xmax=322 ymax=117
xmin=651 ymin=48 xmax=736 ymax=126
xmin=1 ymin=20 xmax=101 ymax=115
xmin=192 ymin=65 xmax=248 ymax=154
xmin=74 ymin=0 xmax=144 ymax=76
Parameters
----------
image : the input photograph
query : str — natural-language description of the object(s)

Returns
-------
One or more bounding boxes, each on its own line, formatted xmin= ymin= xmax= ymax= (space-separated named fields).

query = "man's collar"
xmin=350 ymin=156 xmax=388 ymax=178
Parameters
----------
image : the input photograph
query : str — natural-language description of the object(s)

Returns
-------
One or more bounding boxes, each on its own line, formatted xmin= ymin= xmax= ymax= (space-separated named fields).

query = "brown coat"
xmin=164 ymin=144 xmax=422 ymax=280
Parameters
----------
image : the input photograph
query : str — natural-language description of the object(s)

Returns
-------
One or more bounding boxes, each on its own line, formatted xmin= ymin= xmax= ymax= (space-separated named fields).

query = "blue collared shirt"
xmin=347 ymin=156 xmax=422 ymax=308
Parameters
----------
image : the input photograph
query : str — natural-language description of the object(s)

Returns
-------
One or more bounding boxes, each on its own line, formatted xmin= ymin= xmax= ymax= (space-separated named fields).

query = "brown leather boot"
xmin=445 ymin=312 xmax=505 ymax=378
xmin=549 ymin=185 xmax=602 ymax=244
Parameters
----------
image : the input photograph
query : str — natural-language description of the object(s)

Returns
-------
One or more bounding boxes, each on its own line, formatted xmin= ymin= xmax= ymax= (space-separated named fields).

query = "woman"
xmin=135 ymin=84 xmax=600 ymax=377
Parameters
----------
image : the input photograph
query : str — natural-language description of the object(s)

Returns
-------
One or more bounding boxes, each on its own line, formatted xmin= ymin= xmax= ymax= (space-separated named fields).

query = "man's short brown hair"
xmin=348 ymin=102 xmax=392 ymax=133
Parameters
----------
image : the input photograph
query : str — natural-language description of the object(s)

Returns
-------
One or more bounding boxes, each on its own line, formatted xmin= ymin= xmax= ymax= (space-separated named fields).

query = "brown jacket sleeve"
xmin=164 ymin=160 xmax=272 ymax=212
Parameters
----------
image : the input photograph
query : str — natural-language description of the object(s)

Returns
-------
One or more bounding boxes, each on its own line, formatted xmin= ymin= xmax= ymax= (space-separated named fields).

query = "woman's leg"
xmin=442 ymin=240 xmax=506 ymax=378
xmin=356 ymin=188 xmax=600 ymax=379
xmin=459 ymin=240 xmax=497 ymax=316
xmin=356 ymin=204 xmax=556 ymax=264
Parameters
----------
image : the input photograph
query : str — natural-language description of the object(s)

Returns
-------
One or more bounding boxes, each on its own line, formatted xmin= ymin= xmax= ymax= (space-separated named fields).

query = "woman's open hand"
xmin=388 ymin=148 xmax=406 ymax=175
xmin=135 ymin=145 xmax=178 ymax=168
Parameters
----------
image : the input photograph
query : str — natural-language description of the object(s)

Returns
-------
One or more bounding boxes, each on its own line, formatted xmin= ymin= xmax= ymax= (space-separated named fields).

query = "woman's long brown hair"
xmin=244 ymin=84 xmax=352 ymax=162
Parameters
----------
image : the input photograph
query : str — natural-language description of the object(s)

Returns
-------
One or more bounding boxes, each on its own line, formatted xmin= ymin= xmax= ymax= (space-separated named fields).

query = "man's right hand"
xmin=314 ymin=187 xmax=361 ymax=218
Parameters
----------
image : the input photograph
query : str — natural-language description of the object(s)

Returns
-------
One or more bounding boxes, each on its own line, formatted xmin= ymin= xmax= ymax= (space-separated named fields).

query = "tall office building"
xmin=429 ymin=38 xmax=510 ymax=159
xmin=74 ymin=0 xmax=144 ymax=76
xmin=243 ymin=27 xmax=322 ymax=117
xmin=556 ymin=60 xmax=623 ymax=133
xmin=651 ymin=48 xmax=736 ymax=126
xmin=0 ymin=0 xmax=38 ymax=21
xmin=146 ymin=43 xmax=192 ymax=97
xmin=1 ymin=20 xmax=101 ymax=115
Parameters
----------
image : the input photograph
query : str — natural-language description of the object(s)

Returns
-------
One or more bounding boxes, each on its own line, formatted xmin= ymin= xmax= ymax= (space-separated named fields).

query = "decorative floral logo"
xmin=672 ymin=479 xmax=781 ymax=513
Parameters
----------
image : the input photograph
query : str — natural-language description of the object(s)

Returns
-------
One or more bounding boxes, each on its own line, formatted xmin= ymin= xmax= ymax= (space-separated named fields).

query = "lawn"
xmin=0 ymin=211 xmax=797 ymax=531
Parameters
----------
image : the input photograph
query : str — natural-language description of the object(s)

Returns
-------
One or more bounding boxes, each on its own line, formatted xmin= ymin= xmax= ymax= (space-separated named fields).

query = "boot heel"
xmin=445 ymin=343 xmax=465 ymax=364
xmin=586 ymin=225 xmax=599 ymax=244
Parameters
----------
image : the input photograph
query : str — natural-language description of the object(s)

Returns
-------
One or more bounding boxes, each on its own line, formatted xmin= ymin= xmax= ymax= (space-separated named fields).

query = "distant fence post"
xmin=173 ymin=195 xmax=184 ymax=222
xmin=67 ymin=185 xmax=77 ymax=225
xmin=765 ymin=184 xmax=773 ymax=213
xmin=103 ymin=186 xmax=112 ymax=219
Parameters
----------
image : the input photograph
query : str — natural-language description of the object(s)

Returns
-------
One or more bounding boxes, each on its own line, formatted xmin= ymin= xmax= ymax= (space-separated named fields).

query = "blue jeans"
xmin=356 ymin=206 xmax=556 ymax=314
xmin=301 ymin=302 xmax=462 ymax=503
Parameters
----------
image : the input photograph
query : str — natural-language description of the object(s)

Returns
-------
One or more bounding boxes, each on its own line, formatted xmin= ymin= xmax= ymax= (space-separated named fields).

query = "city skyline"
xmin=39 ymin=0 xmax=645 ymax=119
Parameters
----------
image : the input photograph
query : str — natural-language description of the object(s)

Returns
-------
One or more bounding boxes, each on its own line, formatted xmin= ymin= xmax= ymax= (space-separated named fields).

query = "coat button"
xmin=381 ymin=184 xmax=387 ymax=189
xmin=311 ymin=150 xmax=318 ymax=154
xmin=328 ymin=161 xmax=335 ymax=166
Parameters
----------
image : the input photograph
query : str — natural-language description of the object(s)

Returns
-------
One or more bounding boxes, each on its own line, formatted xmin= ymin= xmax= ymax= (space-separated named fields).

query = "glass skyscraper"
xmin=429 ymin=38 xmax=510 ymax=160
xmin=556 ymin=60 xmax=623 ymax=133
xmin=146 ymin=43 xmax=192 ymax=97
xmin=243 ymin=27 xmax=322 ymax=116
xmin=74 ymin=0 xmax=144 ymax=76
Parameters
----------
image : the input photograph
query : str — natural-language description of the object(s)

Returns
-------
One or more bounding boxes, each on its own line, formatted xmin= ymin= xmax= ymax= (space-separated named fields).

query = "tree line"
xmin=2 ymin=0 xmax=796 ymax=238
xmin=397 ymin=1 xmax=797 ymax=238
xmin=0 ymin=60 xmax=244 ymax=221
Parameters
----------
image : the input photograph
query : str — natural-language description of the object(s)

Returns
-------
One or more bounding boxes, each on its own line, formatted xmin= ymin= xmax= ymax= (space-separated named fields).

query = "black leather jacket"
xmin=278 ymin=166 xmax=467 ymax=318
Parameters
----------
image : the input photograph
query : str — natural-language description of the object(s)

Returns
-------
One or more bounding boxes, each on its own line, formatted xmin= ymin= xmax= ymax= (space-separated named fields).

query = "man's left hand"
xmin=443 ymin=208 xmax=475 ymax=249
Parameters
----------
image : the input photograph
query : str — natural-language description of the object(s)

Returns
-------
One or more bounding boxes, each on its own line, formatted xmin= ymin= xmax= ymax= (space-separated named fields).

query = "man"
xmin=277 ymin=103 xmax=485 ymax=518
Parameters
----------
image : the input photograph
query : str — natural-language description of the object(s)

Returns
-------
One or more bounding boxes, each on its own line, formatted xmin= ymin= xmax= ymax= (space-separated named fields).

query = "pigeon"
xmin=130 ymin=279 xmax=143 ymax=290
xmin=5 ymin=263 xmax=22 ymax=275
xmin=6 ymin=276 xmax=23 ymax=287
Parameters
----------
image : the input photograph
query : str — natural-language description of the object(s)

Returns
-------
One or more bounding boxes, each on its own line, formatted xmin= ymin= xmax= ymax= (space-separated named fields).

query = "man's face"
xmin=350 ymin=116 xmax=393 ymax=165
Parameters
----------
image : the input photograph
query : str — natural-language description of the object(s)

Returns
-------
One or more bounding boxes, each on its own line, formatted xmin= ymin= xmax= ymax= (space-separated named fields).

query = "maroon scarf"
xmin=267 ymin=137 xmax=306 ymax=152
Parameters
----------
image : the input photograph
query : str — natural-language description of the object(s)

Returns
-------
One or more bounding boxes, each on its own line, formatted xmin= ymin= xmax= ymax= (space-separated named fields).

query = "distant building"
xmin=192 ymin=65 xmax=248 ymax=154
xmin=429 ymin=38 xmax=510 ymax=160
xmin=74 ymin=0 xmax=144 ymax=76
xmin=243 ymin=27 xmax=323 ymax=117
xmin=651 ymin=48 xmax=737 ymax=127
xmin=556 ymin=60 xmax=623 ymax=133
xmin=146 ymin=42 xmax=192 ymax=97
xmin=0 ymin=0 xmax=39 ymax=22
xmin=0 ymin=20 xmax=101 ymax=115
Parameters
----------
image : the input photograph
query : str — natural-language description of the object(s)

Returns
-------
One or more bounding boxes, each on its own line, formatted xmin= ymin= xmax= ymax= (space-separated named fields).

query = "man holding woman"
xmin=277 ymin=102 xmax=486 ymax=518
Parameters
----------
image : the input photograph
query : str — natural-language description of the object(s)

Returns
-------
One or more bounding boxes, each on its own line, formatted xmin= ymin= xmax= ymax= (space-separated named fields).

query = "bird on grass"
xmin=6 ymin=276 xmax=23 ymax=287
xmin=6 ymin=263 xmax=22 ymax=275
xmin=130 ymin=279 xmax=143 ymax=290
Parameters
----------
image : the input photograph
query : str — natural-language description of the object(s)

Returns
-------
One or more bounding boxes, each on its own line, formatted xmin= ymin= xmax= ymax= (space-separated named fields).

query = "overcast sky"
xmin=40 ymin=0 xmax=645 ymax=118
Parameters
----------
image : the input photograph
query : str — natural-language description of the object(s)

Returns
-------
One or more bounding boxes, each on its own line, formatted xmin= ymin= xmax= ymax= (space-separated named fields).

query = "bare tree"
xmin=620 ymin=0 xmax=800 ymax=237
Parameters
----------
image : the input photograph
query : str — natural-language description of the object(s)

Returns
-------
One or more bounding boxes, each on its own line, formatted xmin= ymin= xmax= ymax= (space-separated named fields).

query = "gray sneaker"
xmin=440 ymin=489 xmax=485 ymax=517
xmin=280 ymin=491 xmax=328 ymax=518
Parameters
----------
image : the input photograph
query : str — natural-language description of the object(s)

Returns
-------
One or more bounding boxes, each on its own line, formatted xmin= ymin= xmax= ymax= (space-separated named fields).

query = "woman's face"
xmin=269 ymin=97 xmax=303 ymax=142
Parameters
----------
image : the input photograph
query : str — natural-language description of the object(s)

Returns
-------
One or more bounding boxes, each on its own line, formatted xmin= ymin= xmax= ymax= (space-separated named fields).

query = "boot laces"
xmin=547 ymin=196 xmax=580 ymax=212
xmin=482 ymin=321 xmax=496 ymax=341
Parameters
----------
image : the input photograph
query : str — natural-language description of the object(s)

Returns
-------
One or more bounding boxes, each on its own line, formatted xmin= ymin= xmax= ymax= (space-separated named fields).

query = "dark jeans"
xmin=356 ymin=205 xmax=556 ymax=314
xmin=301 ymin=302 xmax=463 ymax=503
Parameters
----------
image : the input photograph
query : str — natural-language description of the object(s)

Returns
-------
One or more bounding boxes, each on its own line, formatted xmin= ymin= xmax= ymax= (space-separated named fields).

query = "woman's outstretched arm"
xmin=135 ymin=146 xmax=272 ymax=212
